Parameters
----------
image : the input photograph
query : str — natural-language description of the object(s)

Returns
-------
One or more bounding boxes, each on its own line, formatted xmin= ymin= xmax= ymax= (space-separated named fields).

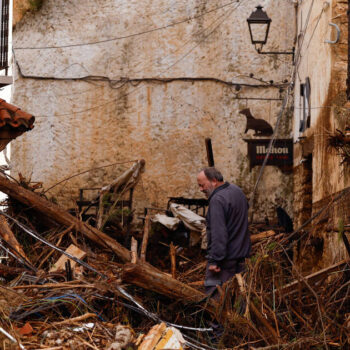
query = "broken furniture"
xmin=76 ymin=187 xmax=134 ymax=224
xmin=167 ymin=197 xmax=208 ymax=216
xmin=75 ymin=160 xmax=145 ymax=229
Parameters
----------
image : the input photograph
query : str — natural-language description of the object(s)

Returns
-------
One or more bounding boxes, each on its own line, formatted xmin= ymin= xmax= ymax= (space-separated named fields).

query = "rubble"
xmin=0 ymin=166 xmax=348 ymax=349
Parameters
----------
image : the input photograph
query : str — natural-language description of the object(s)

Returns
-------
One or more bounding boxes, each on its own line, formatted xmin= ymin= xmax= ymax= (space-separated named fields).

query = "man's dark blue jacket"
xmin=206 ymin=182 xmax=251 ymax=268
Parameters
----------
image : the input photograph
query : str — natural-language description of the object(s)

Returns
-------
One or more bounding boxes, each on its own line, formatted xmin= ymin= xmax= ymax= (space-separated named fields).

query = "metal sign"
xmin=244 ymin=139 xmax=293 ymax=173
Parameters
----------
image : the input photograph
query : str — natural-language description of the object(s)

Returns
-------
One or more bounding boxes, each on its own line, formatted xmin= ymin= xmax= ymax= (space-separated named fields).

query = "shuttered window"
xmin=0 ymin=0 xmax=9 ymax=73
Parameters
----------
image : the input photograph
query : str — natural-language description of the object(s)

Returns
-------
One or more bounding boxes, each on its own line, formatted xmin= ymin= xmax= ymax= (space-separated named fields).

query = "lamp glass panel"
xmin=249 ymin=22 xmax=269 ymax=44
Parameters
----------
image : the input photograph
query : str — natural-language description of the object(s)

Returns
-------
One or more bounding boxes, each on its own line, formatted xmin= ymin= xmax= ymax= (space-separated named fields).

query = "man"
xmin=197 ymin=167 xmax=251 ymax=297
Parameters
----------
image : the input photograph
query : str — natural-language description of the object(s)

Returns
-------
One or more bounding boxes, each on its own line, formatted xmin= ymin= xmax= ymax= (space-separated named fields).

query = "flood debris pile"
xmin=0 ymin=164 xmax=348 ymax=349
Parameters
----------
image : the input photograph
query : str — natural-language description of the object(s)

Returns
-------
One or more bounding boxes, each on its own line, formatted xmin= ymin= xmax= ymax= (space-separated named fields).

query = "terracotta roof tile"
xmin=0 ymin=99 xmax=35 ymax=130
xmin=0 ymin=99 xmax=35 ymax=152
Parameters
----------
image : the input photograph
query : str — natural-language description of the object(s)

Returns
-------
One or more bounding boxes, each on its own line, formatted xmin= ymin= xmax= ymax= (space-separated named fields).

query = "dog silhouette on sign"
xmin=239 ymin=108 xmax=273 ymax=136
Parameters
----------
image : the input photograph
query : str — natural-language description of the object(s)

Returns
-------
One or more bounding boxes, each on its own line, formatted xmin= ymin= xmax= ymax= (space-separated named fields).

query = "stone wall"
xmin=293 ymin=0 xmax=350 ymax=268
xmin=11 ymin=0 xmax=295 ymax=219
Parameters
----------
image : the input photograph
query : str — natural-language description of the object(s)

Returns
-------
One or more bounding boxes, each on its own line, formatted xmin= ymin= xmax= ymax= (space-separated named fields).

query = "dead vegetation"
xmin=0 ymin=165 xmax=348 ymax=349
xmin=328 ymin=130 xmax=350 ymax=165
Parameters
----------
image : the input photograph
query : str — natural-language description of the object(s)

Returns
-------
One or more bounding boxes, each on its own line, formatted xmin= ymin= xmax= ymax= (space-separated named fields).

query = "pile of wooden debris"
xmin=0 ymin=165 xmax=348 ymax=349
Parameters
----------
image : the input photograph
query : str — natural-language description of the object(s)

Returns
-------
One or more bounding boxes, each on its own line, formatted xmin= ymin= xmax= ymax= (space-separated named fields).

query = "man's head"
xmin=197 ymin=167 xmax=224 ymax=198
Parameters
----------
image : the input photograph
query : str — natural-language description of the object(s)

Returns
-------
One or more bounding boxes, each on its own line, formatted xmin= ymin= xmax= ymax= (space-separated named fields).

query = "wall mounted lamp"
xmin=247 ymin=5 xmax=294 ymax=60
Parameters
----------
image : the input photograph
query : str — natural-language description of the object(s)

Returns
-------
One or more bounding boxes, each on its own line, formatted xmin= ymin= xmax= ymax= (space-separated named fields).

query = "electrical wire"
xmin=15 ymin=0 xmax=248 ymax=119
xmin=94 ymin=293 xmax=212 ymax=332
xmin=294 ymin=0 xmax=315 ymax=76
xmin=284 ymin=187 xmax=350 ymax=249
xmin=304 ymin=7 xmax=326 ymax=51
xmin=159 ymin=0 xmax=245 ymax=75
xmin=14 ymin=0 xmax=240 ymax=50
xmin=249 ymin=0 xmax=317 ymax=219
xmin=0 ymin=327 xmax=25 ymax=350
xmin=0 ymin=240 xmax=36 ymax=272
xmin=12 ymin=0 xmax=240 ymax=92
xmin=1 ymin=211 xmax=214 ymax=337
xmin=43 ymin=159 xmax=138 ymax=194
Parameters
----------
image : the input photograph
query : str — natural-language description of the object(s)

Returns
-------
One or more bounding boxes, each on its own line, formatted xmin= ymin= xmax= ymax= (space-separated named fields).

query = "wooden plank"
xmin=170 ymin=243 xmax=176 ymax=279
xmin=140 ymin=215 xmax=149 ymax=262
xmin=131 ymin=237 xmax=138 ymax=264
xmin=251 ymin=230 xmax=276 ymax=243
xmin=49 ymin=244 xmax=86 ymax=272
xmin=276 ymin=259 xmax=348 ymax=295
xmin=138 ymin=323 xmax=166 ymax=350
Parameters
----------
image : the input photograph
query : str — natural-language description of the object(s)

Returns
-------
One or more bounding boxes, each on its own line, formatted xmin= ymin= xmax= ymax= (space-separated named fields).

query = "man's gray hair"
xmin=201 ymin=167 xmax=224 ymax=182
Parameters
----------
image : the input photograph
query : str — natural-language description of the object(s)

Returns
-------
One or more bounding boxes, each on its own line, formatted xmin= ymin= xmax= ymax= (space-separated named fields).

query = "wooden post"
xmin=205 ymin=138 xmax=215 ymax=167
xmin=131 ymin=237 xmax=138 ymax=264
xmin=140 ymin=215 xmax=149 ymax=262
xmin=170 ymin=243 xmax=176 ymax=279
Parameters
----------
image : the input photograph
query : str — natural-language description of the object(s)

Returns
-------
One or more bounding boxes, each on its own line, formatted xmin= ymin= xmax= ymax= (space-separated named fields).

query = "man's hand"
xmin=208 ymin=264 xmax=221 ymax=273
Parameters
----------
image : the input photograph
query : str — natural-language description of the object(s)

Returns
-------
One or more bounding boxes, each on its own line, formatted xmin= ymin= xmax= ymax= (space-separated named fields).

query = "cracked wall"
xmin=11 ymin=0 xmax=295 ymax=219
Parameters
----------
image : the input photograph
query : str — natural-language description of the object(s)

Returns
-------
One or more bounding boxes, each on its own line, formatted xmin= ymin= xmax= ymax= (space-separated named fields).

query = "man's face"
xmin=197 ymin=171 xmax=216 ymax=198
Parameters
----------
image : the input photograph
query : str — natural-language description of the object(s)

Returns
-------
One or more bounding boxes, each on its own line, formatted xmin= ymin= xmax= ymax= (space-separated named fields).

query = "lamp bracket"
xmin=256 ymin=47 xmax=295 ymax=62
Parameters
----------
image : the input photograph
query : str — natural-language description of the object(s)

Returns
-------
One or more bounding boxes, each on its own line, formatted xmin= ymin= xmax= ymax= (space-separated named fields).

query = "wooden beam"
xmin=49 ymin=244 xmax=86 ymax=272
xmin=0 ymin=214 xmax=29 ymax=262
xmin=251 ymin=230 xmax=277 ymax=244
xmin=277 ymin=259 xmax=348 ymax=295
xmin=140 ymin=215 xmax=149 ymax=262
xmin=0 ymin=174 xmax=131 ymax=262
xmin=131 ymin=237 xmax=138 ymax=264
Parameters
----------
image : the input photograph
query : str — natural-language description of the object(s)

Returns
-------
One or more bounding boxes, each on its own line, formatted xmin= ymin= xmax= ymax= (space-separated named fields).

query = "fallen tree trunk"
xmin=122 ymin=262 xmax=209 ymax=302
xmin=0 ymin=174 xmax=131 ymax=262
xmin=121 ymin=263 xmax=279 ymax=343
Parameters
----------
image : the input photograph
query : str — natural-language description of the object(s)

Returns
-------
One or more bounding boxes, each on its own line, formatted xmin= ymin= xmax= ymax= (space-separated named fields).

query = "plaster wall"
xmin=293 ymin=0 xmax=350 ymax=267
xmin=11 ymin=0 xmax=295 ymax=219
xmin=294 ymin=0 xmax=350 ymax=201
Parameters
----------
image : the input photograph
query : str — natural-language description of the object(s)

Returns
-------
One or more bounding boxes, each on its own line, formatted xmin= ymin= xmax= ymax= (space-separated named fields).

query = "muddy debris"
xmin=0 ymin=168 xmax=348 ymax=349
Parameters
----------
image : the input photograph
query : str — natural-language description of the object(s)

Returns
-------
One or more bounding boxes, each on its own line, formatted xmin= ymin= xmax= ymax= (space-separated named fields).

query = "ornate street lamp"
xmin=247 ymin=5 xmax=294 ymax=59
xmin=247 ymin=5 xmax=271 ymax=47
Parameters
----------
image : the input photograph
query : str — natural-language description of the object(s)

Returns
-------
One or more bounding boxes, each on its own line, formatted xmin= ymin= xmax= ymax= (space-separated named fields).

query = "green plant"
xmin=29 ymin=0 xmax=44 ymax=11
xmin=267 ymin=241 xmax=277 ymax=251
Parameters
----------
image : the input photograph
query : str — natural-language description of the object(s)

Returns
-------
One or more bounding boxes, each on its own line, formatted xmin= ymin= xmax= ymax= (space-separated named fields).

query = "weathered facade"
xmin=293 ymin=0 xmax=350 ymax=270
xmin=11 ymin=0 xmax=295 ymax=219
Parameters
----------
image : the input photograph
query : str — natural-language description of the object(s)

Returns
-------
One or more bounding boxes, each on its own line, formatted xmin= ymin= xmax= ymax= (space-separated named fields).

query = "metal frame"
xmin=0 ymin=0 xmax=9 ymax=73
